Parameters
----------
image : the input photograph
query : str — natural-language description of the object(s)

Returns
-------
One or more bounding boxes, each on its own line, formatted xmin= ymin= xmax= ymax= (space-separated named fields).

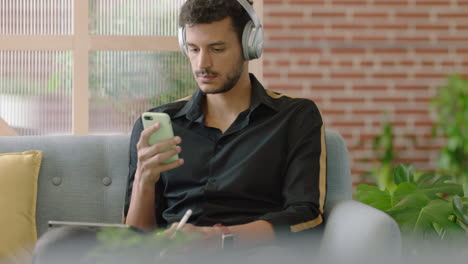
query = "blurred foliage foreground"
xmin=357 ymin=75 xmax=468 ymax=251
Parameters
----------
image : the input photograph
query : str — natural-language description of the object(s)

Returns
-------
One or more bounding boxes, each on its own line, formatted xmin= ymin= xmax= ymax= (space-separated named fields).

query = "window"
xmin=0 ymin=0 xmax=263 ymax=136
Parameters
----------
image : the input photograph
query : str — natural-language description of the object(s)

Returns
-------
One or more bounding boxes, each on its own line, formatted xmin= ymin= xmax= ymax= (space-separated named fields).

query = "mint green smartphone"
xmin=142 ymin=112 xmax=179 ymax=164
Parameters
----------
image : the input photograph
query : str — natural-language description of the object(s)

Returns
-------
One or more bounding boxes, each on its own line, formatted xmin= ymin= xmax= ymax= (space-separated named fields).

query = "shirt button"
xmin=216 ymin=144 xmax=222 ymax=151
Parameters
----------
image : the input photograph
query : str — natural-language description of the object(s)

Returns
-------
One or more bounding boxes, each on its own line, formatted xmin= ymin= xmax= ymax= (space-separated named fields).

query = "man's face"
xmin=184 ymin=17 xmax=246 ymax=94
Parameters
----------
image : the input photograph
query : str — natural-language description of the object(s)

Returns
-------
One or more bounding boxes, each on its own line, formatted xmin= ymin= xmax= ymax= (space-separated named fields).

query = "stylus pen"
xmin=160 ymin=209 xmax=193 ymax=257
xmin=170 ymin=209 xmax=192 ymax=239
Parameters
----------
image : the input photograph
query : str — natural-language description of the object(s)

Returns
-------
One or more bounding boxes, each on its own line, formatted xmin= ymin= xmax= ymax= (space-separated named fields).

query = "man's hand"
xmin=135 ymin=122 xmax=184 ymax=186
xmin=162 ymin=223 xmax=223 ymax=254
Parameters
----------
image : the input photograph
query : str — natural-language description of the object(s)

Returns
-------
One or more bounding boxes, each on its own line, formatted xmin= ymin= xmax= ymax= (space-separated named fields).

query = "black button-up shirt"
xmin=124 ymin=74 xmax=326 ymax=234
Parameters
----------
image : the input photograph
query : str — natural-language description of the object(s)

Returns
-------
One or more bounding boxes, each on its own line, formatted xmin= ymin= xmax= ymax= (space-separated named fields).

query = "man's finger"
xmin=138 ymin=122 xmax=160 ymax=149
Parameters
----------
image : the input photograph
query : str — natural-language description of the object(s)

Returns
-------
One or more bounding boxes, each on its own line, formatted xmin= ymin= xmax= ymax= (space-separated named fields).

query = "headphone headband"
xmin=236 ymin=0 xmax=261 ymax=28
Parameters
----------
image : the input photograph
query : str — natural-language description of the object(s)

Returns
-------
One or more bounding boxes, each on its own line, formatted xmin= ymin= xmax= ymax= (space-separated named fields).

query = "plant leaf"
xmin=415 ymin=172 xmax=437 ymax=187
xmin=356 ymin=184 xmax=392 ymax=211
xmin=418 ymin=179 xmax=464 ymax=199
xmin=452 ymin=195 xmax=468 ymax=224
xmin=392 ymin=182 xmax=428 ymax=208
xmin=394 ymin=164 xmax=414 ymax=185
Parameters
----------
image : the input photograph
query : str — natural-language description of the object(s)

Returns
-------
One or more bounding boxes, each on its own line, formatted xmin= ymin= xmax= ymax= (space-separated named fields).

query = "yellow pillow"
xmin=0 ymin=150 xmax=42 ymax=264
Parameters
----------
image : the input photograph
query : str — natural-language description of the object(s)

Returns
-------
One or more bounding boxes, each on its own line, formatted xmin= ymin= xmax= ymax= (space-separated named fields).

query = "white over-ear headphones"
xmin=178 ymin=0 xmax=264 ymax=61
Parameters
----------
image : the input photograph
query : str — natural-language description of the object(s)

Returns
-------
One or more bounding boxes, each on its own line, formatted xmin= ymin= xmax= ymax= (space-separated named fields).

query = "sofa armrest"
xmin=320 ymin=200 xmax=401 ymax=264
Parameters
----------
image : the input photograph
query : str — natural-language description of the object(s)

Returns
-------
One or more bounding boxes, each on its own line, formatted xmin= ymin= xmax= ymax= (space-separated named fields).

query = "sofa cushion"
xmin=0 ymin=150 xmax=42 ymax=263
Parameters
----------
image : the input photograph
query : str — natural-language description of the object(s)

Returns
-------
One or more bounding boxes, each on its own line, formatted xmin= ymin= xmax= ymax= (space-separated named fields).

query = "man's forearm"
xmin=229 ymin=220 xmax=275 ymax=248
xmin=125 ymin=179 xmax=158 ymax=231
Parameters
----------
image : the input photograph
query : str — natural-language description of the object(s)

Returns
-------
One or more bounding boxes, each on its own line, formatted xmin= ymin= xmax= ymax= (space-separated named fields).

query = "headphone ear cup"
xmin=242 ymin=20 xmax=254 ymax=60
xmin=242 ymin=20 xmax=263 ymax=60
xmin=178 ymin=27 xmax=187 ymax=57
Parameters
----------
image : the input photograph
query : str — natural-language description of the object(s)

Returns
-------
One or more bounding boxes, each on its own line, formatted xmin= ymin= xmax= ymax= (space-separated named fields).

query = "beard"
xmin=195 ymin=57 xmax=245 ymax=95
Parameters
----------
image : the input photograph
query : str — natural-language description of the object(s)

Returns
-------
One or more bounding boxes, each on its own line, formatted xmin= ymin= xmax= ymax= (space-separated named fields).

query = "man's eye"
xmin=213 ymin=48 xmax=224 ymax=53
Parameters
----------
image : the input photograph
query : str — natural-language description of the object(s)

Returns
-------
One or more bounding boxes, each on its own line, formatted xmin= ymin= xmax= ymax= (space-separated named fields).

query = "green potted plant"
xmin=431 ymin=74 xmax=468 ymax=196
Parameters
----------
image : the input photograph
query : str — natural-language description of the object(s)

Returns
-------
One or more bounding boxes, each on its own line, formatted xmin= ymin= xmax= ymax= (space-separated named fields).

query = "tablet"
xmin=48 ymin=220 xmax=130 ymax=231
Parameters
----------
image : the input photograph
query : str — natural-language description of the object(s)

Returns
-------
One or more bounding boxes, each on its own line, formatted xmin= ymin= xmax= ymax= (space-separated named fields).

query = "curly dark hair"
xmin=179 ymin=0 xmax=254 ymax=43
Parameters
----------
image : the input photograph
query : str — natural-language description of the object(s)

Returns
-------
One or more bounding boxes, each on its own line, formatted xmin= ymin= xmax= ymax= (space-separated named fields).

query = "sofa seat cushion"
xmin=0 ymin=150 xmax=42 ymax=263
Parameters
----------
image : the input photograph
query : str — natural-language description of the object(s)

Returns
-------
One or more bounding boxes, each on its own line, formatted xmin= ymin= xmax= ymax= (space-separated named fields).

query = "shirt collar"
xmin=174 ymin=73 xmax=278 ymax=122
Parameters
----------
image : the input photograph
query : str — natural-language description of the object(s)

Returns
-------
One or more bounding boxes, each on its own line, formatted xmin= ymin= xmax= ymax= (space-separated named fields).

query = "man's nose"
xmin=197 ymin=50 xmax=212 ymax=69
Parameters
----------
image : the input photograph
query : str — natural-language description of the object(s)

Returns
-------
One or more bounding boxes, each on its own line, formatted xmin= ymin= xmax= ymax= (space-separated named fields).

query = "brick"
xmin=269 ymin=85 xmax=303 ymax=90
xmin=331 ymin=97 xmax=366 ymax=103
xmin=332 ymin=121 xmax=366 ymax=127
xmin=373 ymin=24 xmax=408 ymax=30
xmin=457 ymin=49 xmax=468 ymax=54
xmin=414 ymin=73 xmax=446 ymax=78
xmin=437 ymin=13 xmax=468 ymax=18
xmin=264 ymin=48 xmax=284 ymax=53
xmin=311 ymin=85 xmax=345 ymax=91
xmin=395 ymin=12 xmax=430 ymax=19
xmin=373 ymin=0 xmax=408 ymax=5
xmin=332 ymin=24 xmax=367 ymax=30
xmin=298 ymin=60 xmax=312 ymax=66
xmin=312 ymin=12 xmax=346 ymax=18
xmin=415 ymin=121 xmax=435 ymax=127
xmin=373 ymin=97 xmax=409 ymax=103
xmin=275 ymin=60 xmax=291 ymax=66
xmin=330 ymin=73 xmax=366 ymax=78
xmin=330 ymin=48 xmax=366 ymax=54
xmin=264 ymin=73 xmax=281 ymax=78
xmin=395 ymin=85 xmax=429 ymax=90
xmin=269 ymin=12 xmax=304 ymax=18
xmin=395 ymin=37 xmax=430 ymax=42
xmin=289 ymin=0 xmax=326 ymax=5
xmin=289 ymin=24 xmax=325 ymax=29
xmin=353 ymin=109 xmax=382 ymax=114
xmin=263 ymin=24 xmax=284 ymax=30
xmin=438 ymin=36 xmax=468 ymax=42
xmin=269 ymin=36 xmax=305 ymax=41
xmin=400 ymin=60 xmax=416 ymax=66
xmin=414 ymin=48 xmax=449 ymax=54
xmin=332 ymin=0 xmax=367 ymax=5
xmin=354 ymin=12 xmax=389 ymax=18
xmin=360 ymin=61 xmax=374 ymax=66
xmin=352 ymin=36 xmax=388 ymax=42
xmin=310 ymin=36 xmax=346 ymax=41
xmin=353 ymin=85 xmax=387 ymax=91
xmin=415 ymin=0 xmax=452 ymax=6
xmin=372 ymin=121 xmax=407 ymax=127
xmin=395 ymin=109 xmax=428 ymax=115
xmin=318 ymin=60 xmax=333 ymax=66
xmin=322 ymin=109 xmax=346 ymax=115
xmin=287 ymin=73 xmax=323 ymax=78
xmin=441 ymin=61 xmax=456 ymax=66
xmin=421 ymin=61 xmax=436 ymax=66
xmin=290 ymin=48 xmax=322 ymax=54
xmin=381 ymin=61 xmax=396 ymax=66
xmin=338 ymin=61 xmax=354 ymax=66
xmin=457 ymin=25 xmax=468 ymax=30
xmin=415 ymin=25 xmax=450 ymax=30
xmin=373 ymin=73 xmax=408 ymax=78
xmin=265 ymin=0 xmax=283 ymax=3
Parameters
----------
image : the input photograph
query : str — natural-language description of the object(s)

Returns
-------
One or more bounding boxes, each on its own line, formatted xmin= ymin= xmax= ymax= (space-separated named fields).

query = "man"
xmin=124 ymin=0 xmax=326 ymax=252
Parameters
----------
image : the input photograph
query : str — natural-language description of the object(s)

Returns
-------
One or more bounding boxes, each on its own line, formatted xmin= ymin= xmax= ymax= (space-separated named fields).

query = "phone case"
xmin=142 ymin=112 xmax=179 ymax=164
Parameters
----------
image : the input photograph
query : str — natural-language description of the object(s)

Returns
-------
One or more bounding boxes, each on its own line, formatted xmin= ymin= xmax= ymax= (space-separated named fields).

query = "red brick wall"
xmin=262 ymin=0 xmax=468 ymax=184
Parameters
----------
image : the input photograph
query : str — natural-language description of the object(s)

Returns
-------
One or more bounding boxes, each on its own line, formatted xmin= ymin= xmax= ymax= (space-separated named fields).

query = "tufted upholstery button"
xmin=102 ymin=177 xmax=112 ymax=186
xmin=52 ymin=177 xmax=62 ymax=186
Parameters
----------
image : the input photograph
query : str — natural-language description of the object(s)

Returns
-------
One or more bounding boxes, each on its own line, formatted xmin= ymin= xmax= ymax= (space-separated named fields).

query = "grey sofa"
xmin=0 ymin=130 xmax=401 ymax=262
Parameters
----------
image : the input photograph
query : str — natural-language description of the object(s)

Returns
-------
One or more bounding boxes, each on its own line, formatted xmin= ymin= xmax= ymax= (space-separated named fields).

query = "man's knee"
xmin=33 ymin=226 xmax=98 ymax=264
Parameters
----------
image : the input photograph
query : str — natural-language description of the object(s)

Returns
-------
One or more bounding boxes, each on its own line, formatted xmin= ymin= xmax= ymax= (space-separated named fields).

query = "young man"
xmin=124 ymin=0 xmax=326 ymax=251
